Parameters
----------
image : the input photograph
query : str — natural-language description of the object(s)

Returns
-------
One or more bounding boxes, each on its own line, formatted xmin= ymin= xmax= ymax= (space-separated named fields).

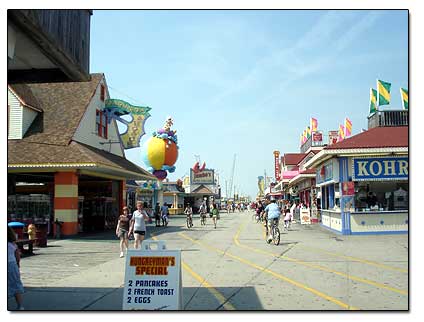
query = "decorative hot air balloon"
xmin=142 ymin=117 xmax=179 ymax=181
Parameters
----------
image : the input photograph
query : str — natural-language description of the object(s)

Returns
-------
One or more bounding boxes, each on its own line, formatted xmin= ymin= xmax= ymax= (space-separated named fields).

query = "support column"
xmin=54 ymin=172 xmax=79 ymax=236
xmin=119 ymin=180 xmax=126 ymax=213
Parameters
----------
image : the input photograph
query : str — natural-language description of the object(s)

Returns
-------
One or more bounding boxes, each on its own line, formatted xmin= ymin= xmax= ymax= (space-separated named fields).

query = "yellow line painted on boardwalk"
xmin=181 ymin=261 xmax=236 ymax=310
xmin=235 ymin=223 xmax=408 ymax=296
xmin=297 ymin=245 xmax=408 ymax=274
xmin=178 ymin=232 xmax=358 ymax=310
xmin=151 ymin=233 xmax=235 ymax=310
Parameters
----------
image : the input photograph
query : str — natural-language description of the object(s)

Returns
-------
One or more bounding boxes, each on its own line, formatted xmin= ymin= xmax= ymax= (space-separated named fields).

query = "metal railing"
xmin=368 ymin=110 xmax=408 ymax=129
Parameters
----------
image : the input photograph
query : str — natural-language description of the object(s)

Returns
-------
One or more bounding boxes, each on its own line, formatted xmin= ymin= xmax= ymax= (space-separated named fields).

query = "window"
xmin=96 ymin=109 xmax=108 ymax=138
xmin=100 ymin=84 xmax=105 ymax=101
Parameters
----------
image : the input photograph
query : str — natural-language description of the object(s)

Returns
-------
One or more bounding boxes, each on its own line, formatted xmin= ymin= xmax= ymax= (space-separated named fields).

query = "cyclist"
xmin=255 ymin=201 xmax=265 ymax=222
xmin=184 ymin=203 xmax=193 ymax=227
xmin=264 ymin=198 xmax=281 ymax=242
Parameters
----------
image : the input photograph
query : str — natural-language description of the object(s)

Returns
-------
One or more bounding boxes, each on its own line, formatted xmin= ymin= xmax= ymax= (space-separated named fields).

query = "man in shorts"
xmin=264 ymin=199 xmax=281 ymax=242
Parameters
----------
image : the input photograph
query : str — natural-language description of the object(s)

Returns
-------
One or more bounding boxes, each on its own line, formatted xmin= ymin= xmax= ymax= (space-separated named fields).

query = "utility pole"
xmin=229 ymin=154 xmax=236 ymax=200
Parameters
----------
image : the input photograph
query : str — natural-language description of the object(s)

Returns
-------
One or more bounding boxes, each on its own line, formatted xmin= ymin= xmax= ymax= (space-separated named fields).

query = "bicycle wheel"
xmin=273 ymin=226 xmax=280 ymax=245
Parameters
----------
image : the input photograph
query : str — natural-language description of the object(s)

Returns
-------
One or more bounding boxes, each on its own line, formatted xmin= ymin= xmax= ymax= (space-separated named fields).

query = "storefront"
xmin=289 ymin=169 xmax=318 ymax=222
xmin=7 ymin=75 xmax=156 ymax=237
xmin=304 ymin=126 xmax=408 ymax=235
xmin=347 ymin=156 xmax=408 ymax=234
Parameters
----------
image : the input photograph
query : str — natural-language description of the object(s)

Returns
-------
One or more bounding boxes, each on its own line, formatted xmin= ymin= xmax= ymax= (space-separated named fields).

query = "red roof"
xmin=299 ymin=168 xmax=316 ymax=175
xmin=283 ymin=153 xmax=306 ymax=165
xmin=325 ymin=126 xmax=408 ymax=150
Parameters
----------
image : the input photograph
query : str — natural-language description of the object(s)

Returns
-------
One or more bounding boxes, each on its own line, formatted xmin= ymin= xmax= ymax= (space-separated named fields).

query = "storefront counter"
xmin=169 ymin=207 xmax=184 ymax=215
xmin=350 ymin=210 xmax=408 ymax=234
xmin=321 ymin=209 xmax=342 ymax=233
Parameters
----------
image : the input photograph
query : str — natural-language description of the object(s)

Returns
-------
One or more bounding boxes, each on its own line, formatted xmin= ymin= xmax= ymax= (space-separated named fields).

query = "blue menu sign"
xmin=352 ymin=157 xmax=408 ymax=181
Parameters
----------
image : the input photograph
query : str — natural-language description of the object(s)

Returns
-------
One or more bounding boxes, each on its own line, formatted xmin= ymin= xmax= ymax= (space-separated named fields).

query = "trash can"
xmin=8 ymin=222 xmax=25 ymax=239
xmin=35 ymin=223 xmax=48 ymax=247
xmin=55 ymin=219 xmax=64 ymax=239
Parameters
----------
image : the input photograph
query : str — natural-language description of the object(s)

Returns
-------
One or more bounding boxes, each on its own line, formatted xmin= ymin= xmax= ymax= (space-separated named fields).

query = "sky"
xmin=89 ymin=9 xmax=408 ymax=199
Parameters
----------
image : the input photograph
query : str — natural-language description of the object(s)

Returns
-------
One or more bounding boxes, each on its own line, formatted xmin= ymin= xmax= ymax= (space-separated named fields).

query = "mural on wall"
xmin=142 ymin=117 xmax=179 ymax=181
xmin=104 ymin=99 xmax=151 ymax=149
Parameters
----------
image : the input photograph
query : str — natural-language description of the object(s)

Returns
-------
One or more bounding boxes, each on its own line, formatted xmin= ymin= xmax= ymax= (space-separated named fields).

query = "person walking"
xmin=128 ymin=201 xmax=150 ymax=249
xmin=8 ymin=226 xmax=25 ymax=310
xmin=283 ymin=207 xmax=292 ymax=230
xmin=290 ymin=201 xmax=297 ymax=224
xmin=161 ymin=203 xmax=169 ymax=227
xmin=116 ymin=206 xmax=131 ymax=257
xmin=199 ymin=201 xmax=207 ymax=225
xmin=154 ymin=202 xmax=161 ymax=227
xmin=211 ymin=203 xmax=220 ymax=229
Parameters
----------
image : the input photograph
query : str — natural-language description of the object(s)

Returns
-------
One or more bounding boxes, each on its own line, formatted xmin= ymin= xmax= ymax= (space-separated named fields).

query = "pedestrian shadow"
xmin=9 ymin=285 xmax=263 ymax=311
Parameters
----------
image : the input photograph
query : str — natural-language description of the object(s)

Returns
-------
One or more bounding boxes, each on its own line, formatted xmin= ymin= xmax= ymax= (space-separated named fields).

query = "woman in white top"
xmin=128 ymin=201 xmax=150 ymax=249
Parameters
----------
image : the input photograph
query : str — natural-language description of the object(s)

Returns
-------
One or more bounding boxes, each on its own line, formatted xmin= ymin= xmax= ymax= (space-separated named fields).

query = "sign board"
xmin=190 ymin=169 xmax=214 ymax=184
xmin=328 ymin=131 xmax=338 ymax=145
xmin=274 ymin=151 xmax=281 ymax=181
xmin=352 ymin=157 xmax=408 ymax=181
xmin=312 ymin=131 xmax=323 ymax=143
xmin=300 ymin=208 xmax=311 ymax=224
xmin=341 ymin=181 xmax=355 ymax=195
xmin=123 ymin=241 xmax=182 ymax=310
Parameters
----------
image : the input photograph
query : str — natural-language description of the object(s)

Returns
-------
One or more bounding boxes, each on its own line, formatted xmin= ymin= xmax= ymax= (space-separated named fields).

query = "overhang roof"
xmin=282 ymin=153 xmax=306 ymax=165
xmin=304 ymin=126 xmax=409 ymax=169
xmin=10 ymin=73 xmax=104 ymax=146
xmin=8 ymin=84 xmax=43 ymax=112
xmin=191 ymin=185 xmax=214 ymax=194
xmin=326 ymin=126 xmax=408 ymax=150
xmin=8 ymin=140 xmax=156 ymax=180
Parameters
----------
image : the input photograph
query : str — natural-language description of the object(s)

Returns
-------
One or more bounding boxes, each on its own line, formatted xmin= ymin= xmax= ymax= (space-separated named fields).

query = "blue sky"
xmin=90 ymin=10 xmax=408 ymax=199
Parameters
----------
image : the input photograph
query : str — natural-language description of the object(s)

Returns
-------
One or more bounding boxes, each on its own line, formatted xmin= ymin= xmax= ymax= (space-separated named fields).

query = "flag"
xmin=310 ymin=117 xmax=318 ymax=132
xmin=306 ymin=126 xmax=311 ymax=138
xmin=302 ymin=130 xmax=307 ymax=143
xmin=370 ymin=88 xmax=378 ymax=114
xmin=345 ymin=118 xmax=352 ymax=137
xmin=338 ymin=124 xmax=345 ymax=142
xmin=400 ymin=88 xmax=408 ymax=110
xmin=377 ymin=79 xmax=391 ymax=106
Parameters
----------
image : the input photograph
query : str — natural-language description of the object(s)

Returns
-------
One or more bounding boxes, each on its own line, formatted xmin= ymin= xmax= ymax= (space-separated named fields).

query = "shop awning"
xmin=289 ymin=169 xmax=316 ymax=185
xmin=8 ymin=140 xmax=157 ymax=181
xmin=281 ymin=170 xmax=299 ymax=182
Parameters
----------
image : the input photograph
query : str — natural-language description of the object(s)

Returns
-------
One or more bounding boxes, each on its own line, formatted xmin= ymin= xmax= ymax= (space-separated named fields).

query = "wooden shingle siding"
xmin=23 ymin=9 xmax=91 ymax=72
xmin=8 ymin=90 xmax=23 ymax=139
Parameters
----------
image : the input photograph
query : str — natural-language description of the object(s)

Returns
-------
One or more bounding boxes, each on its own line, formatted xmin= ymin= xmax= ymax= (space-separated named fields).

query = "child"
xmin=284 ymin=208 xmax=292 ymax=230
xmin=27 ymin=224 xmax=36 ymax=240
xmin=8 ymin=226 xmax=25 ymax=310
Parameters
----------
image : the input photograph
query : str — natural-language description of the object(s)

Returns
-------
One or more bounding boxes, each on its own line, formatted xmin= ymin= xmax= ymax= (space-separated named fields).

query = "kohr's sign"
xmin=352 ymin=157 xmax=408 ymax=181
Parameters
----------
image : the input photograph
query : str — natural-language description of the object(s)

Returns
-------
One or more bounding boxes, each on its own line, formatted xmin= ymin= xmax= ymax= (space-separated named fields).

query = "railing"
xmin=368 ymin=110 xmax=408 ymax=129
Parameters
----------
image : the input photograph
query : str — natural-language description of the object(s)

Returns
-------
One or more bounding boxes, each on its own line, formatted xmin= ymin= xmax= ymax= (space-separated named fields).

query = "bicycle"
xmin=266 ymin=218 xmax=280 ymax=245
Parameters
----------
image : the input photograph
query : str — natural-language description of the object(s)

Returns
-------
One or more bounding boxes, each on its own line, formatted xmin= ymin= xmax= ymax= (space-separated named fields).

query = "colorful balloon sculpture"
xmin=142 ymin=117 xmax=179 ymax=180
